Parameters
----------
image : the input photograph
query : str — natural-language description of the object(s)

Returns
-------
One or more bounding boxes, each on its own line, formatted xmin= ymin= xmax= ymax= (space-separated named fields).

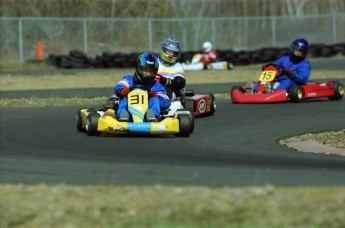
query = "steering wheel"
xmin=263 ymin=63 xmax=287 ymax=76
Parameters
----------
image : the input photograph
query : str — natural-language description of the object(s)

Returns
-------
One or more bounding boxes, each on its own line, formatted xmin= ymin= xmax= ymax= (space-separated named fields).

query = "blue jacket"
xmin=114 ymin=75 xmax=171 ymax=110
xmin=274 ymin=55 xmax=311 ymax=85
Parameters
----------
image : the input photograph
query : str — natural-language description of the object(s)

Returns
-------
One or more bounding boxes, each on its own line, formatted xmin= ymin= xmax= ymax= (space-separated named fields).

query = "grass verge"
xmin=1 ymin=184 xmax=345 ymax=228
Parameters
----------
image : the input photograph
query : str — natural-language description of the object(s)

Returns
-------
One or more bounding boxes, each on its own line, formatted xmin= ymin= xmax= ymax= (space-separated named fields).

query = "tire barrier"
xmin=47 ymin=43 xmax=344 ymax=69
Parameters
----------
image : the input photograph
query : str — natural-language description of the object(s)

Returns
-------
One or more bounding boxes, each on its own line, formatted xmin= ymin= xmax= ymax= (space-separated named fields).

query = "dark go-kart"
xmin=231 ymin=64 xmax=344 ymax=103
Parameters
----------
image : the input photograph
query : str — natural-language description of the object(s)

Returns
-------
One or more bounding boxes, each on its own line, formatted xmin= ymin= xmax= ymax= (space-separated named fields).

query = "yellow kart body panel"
xmin=79 ymin=108 xmax=181 ymax=135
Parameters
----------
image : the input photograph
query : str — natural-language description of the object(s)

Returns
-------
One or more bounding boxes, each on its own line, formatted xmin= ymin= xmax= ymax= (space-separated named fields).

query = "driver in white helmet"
xmin=198 ymin=41 xmax=217 ymax=66
xmin=182 ymin=41 xmax=218 ymax=70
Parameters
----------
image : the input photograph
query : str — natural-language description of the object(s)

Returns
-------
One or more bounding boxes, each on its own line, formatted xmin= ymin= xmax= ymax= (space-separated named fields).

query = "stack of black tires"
xmin=47 ymin=43 xmax=345 ymax=69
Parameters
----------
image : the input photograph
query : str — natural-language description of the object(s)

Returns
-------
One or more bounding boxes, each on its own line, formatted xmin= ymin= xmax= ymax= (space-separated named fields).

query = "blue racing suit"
xmin=254 ymin=54 xmax=311 ymax=92
xmin=114 ymin=75 xmax=171 ymax=118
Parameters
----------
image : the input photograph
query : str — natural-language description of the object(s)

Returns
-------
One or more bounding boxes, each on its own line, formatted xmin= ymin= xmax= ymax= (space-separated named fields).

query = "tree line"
xmin=1 ymin=0 xmax=343 ymax=18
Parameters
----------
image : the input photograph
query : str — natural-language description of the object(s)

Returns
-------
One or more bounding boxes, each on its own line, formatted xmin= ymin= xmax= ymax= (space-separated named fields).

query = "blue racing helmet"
xmin=159 ymin=38 xmax=180 ymax=64
xmin=290 ymin=38 xmax=309 ymax=59
xmin=134 ymin=53 xmax=159 ymax=85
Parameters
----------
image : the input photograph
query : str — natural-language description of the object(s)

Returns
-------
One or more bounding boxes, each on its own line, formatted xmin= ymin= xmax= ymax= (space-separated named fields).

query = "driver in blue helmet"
xmin=156 ymin=37 xmax=186 ymax=100
xmin=248 ymin=38 xmax=311 ymax=93
xmin=114 ymin=53 xmax=171 ymax=122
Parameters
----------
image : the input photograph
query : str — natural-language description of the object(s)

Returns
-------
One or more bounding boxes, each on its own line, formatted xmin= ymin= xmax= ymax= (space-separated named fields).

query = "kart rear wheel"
xmin=85 ymin=112 xmax=100 ymax=136
xmin=288 ymin=85 xmax=303 ymax=103
xmin=328 ymin=81 xmax=344 ymax=100
xmin=184 ymin=99 xmax=195 ymax=132
xmin=209 ymin=94 xmax=216 ymax=115
xmin=176 ymin=114 xmax=192 ymax=137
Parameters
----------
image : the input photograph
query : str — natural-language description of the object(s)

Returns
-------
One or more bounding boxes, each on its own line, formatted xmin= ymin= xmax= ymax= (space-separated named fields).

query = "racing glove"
xmin=282 ymin=68 xmax=294 ymax=79
xmin=158 ymin=75 xmax=172 ymax=87
xmin=148 ymin=91 xmax=158 ymax=98
xmin=120 ymin=87 xmax=130 ymax=97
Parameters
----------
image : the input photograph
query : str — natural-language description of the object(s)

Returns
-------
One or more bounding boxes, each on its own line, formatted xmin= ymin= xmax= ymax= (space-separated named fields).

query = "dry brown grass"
xmin=1 ymin=57 xmax=345 ymax=91
xmin=1 ymin=184 xmax=345 ymax=228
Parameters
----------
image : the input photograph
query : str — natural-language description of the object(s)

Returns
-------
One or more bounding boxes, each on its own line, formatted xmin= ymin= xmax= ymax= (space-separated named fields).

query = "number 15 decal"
xmin=259 ymin=70 xmax=276 ymax=81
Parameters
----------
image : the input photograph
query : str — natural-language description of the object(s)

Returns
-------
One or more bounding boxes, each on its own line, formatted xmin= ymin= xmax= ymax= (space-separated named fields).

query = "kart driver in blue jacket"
xmin=114 ymin=53 xmax=171 ymax=122
xmin=251 ymin=38 xmax=311 ymax=93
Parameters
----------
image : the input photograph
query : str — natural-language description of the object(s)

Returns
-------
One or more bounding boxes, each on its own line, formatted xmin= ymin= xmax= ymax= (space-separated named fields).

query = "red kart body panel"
xmin=301 ymin=82 xmax=335 ymax=99
xmin=231 ymin=81 xmax=340 ymax=104
xmin=190 ymin=94 xmax=214 ymax=116
xmin=231 ymin=89 xmax=288 ymax=103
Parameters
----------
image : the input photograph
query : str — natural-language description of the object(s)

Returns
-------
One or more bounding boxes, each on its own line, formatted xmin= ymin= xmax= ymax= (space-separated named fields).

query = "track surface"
xmin=1 ymin=90 xmax=345 ymax=186
xmin=1 ymin=58 xmax=345 ymax=186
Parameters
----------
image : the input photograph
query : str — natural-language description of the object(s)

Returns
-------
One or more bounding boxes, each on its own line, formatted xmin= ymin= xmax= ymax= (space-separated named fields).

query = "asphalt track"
xmin=1 ymin=59 xmax=345 ymax=186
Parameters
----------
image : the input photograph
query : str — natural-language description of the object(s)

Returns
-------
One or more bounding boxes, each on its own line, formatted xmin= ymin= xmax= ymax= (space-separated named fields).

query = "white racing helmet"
xmin=202 ymin=41 xmax=212 ymax=52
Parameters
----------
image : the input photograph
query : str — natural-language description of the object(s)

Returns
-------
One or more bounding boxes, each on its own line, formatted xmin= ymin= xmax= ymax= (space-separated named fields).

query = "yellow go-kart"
xmin=76 ymin=85 xmax=193 ymax=137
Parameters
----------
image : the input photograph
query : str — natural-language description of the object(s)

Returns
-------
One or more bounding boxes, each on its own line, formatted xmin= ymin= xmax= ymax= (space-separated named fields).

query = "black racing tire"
xmin=76 ymin=109 xmax=84 ymax=132
xmin=184 ymin=98 xmax=195 ymax=113
xmin=288 ymin=85 xmax=303 ymax=103
xmin=76 ymin=108 xmax=96 ymax=132
xmin=85 ymin=112 xmax=100 ymax=136
xmin=230 ymin=86 xmax=243 ymax=102
xmin=328 ymin=81 xmax=344 ymax=100
xmin=184 ymin=98 xmax=195 ymax=132
xmin=176 ymin=114 xmax=192 ymax=137
xmin=209 ymin=94 xmax=216 ymax=115
xmin=231 ymin=85 xmax=243 ymax=94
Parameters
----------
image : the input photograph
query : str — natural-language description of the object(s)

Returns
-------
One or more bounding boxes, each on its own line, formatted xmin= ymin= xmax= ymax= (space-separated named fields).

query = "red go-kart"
xmin=231 ymin=64 xmax=344 ymax=103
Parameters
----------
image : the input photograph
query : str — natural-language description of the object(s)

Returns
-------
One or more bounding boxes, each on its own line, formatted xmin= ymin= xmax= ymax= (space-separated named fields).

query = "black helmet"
xmin=134 ymin=53 xmax=159 ymax=85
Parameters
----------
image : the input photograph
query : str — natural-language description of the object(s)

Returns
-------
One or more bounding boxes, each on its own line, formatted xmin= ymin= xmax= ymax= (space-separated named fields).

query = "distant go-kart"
xmin=231 ymin=64 xmax=344 ymax=103
xmin=76 ymin=85 xmax=193 ymax=137
xmin=182 ymin=54 xmax=234 ymax=71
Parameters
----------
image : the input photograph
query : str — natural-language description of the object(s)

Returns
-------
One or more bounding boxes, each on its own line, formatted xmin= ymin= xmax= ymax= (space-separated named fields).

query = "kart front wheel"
xmin=76 ymin=109 xmax=84 ymax=132
xmin=288 ymin=85 xmax=303 ymax=103
xmin=328 ymin=81 xmax=344 ymax=100
xmin=85 ymin=112 xmax=100 ymax=136
xmin=231 ymin=86 xmax=243 ymax=94
xmin=76 ymin=108 xmax=96 ymax=132
xmin=176 ymin=114 xmax=192 ymax=137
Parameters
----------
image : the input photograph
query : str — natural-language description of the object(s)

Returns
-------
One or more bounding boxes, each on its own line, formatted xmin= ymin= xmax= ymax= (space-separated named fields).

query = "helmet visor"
xmin=291 ymin=45 xmax=305 ymax=57
xmin=138 ymin=65 xmax=157 ymax=82
xmin=162 ymin=46 xmax=179 ymax=58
